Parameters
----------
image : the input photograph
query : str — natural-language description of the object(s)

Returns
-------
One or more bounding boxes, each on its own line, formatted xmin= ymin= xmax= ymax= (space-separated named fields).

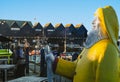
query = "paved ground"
xmin=0 ymin=62 xmax=72 ymax=82
xmin=29 ymin=62 xmax=40 ymax=74
xmin=8 ymin=76 xmax=48 ymax=82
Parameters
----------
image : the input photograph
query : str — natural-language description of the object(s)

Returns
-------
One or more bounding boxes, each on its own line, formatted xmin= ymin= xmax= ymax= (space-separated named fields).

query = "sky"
xmin=0 ymin=0 xmax=120 ymax=33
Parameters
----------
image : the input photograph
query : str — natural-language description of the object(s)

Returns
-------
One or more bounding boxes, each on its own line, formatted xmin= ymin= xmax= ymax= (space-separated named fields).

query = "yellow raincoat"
xmin=54 ymin=6 xmax=119 ymax=82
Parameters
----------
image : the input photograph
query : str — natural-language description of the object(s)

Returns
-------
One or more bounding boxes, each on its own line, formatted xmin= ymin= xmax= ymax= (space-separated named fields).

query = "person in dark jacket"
xmin=15 ymin=46 xmax=25 ymax=78
xmin=40 ymin=45 xmax=47 ymax=77
xmin=24 ymin=39 xmax=30 ymax=75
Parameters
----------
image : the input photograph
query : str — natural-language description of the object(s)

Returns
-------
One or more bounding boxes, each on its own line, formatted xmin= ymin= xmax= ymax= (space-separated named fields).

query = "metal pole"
xmin=63 ymin=29 xmax=66 ymax=53
xmin=34 ymin=47 xmax=36 ymax=73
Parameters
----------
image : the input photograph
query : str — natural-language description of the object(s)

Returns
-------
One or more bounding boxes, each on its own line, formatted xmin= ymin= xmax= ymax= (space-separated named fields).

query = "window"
xmin=11 ymin=28 xmax=20 ymax=31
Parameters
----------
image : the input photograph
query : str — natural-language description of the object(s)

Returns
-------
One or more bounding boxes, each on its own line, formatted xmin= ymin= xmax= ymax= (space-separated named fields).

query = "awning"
xmin=0 ymin=34 xmax=12 ymax=42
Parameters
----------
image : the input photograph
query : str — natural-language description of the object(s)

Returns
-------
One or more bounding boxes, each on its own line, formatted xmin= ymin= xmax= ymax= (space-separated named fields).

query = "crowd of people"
xmin=10 ymin=37 xmax=76 ymax=79
xmin=10 ymin=39 xmax=30 ymax=78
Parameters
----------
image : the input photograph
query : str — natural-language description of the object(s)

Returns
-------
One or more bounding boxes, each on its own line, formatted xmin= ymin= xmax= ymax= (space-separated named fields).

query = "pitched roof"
xmin=76 ymin=24 xmax=88 ymax=37
xmin=65 ymin=24 xmax=75 ymax=32
xmin=10 ymin=21 xmax=20 ymax=28
xmin=33 ymin=22 xmax=43 ymax=29
xmin=55 ymin=23 xmax=65 ymax=30
xmin=0 ymin=19 xmax=33 ymax=28
xmin=75 ymin=24 xmax=82 ymax=28
xmin=44 ymin=23 xmax=51 ymax=27
xmin=65 ymin=24 xmax=73 ymax=28
xmin=54 ymin=23 xmax=62 ymax=28
xmin=21 ymin=21 xmax=33 ymax=28
xmin=21 ymin=22 xmax=29 ymax=27
xmin=44 ymin=23 xmax=54 ymax=29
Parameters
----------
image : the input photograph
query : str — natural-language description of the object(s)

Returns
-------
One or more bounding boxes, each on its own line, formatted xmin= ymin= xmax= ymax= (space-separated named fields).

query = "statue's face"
xmin=84 ymin=16 xmax=101 ymax=48
xmin=92 ymin=16 xmax=100 ymax=31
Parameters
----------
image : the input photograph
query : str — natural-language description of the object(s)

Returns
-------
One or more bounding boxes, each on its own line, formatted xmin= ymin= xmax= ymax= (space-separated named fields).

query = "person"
xmin=45 ymin=5 xmax=120 ymax=82
xmin=15 ymin=45 xmax=25 ymax=78
xmin=39 ymin=44 xmax=47 ymax=77
xmin=52 ymin=47 xmax=59 ymax=58
xmin=24 ymin=39 xmax=30 ymax=75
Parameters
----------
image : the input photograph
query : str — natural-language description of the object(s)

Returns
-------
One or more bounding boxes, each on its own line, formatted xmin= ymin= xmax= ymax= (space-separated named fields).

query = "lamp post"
xmin=63 ymin=29 xmax=66 ymax=53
